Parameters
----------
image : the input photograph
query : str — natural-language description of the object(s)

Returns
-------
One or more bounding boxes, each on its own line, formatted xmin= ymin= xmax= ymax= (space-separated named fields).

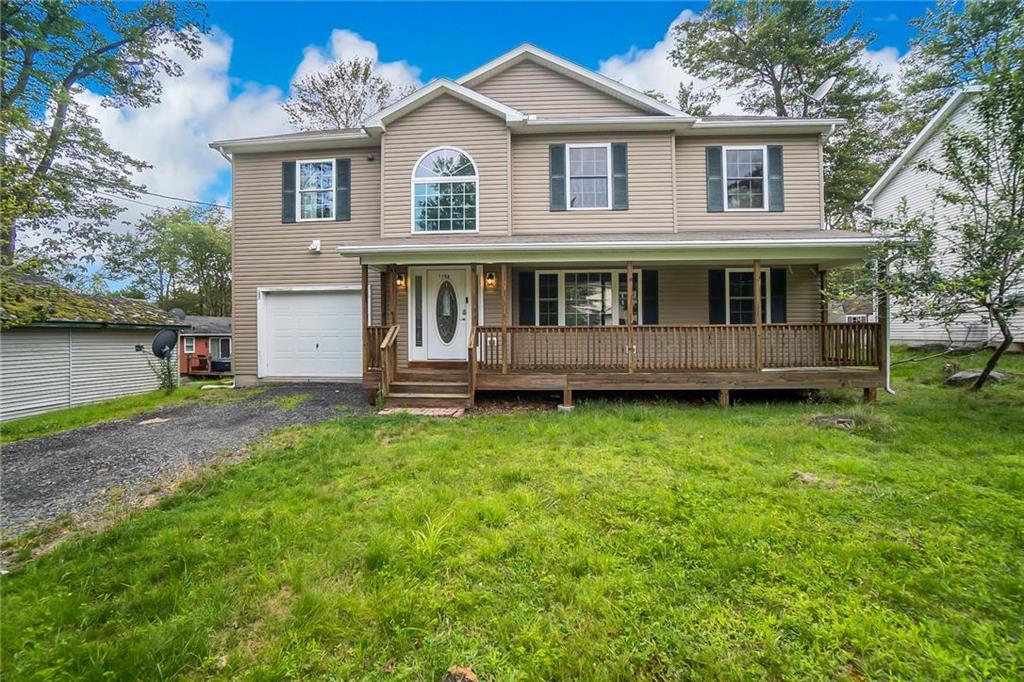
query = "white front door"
xmin=425 ymin=269 xmax=468 ymax=360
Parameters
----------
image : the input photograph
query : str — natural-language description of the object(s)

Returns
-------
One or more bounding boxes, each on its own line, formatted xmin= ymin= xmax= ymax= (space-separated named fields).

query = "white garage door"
xmin=262 ymin=290 xmax=362 ymax=378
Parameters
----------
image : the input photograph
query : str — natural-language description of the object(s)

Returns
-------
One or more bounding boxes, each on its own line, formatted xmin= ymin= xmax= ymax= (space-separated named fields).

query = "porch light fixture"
xmin=395 ymin=273 xmax=406 ymax=289
xmin=484 ymin=272 xmax=497 ymax=289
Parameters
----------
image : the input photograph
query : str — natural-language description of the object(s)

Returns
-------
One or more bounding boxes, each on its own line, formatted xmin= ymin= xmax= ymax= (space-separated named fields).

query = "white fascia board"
xmin=209 ymin=131 xmax=376 ymax=155
xmin=687 ymin=118 xmax=845 ymax=136
xmin=456 ymin=43 xmax=685 ymax=117
xmin=336 ymin=237 xmax=880 ymax=265
xmin=860 ymin=86 xmax=982 ymax=206
xmin=363 ymin=79 xmax=525 ymax=132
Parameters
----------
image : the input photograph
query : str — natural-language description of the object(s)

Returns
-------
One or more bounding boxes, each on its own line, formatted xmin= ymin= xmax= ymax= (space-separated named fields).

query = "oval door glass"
xmin=435 ymin=280 xmax=458 ymax=344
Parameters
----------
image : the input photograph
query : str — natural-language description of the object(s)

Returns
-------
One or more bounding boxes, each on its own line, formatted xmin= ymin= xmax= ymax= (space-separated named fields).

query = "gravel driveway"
xmin=1 ymin=384 xmax=369 ymax=536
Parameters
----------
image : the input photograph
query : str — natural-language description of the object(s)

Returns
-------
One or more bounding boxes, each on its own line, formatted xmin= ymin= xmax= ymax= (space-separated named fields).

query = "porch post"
xmin=626 ymin=261 xmax=635 ymax=373
xmin=500 ymin=263 xmax=509 ymax=374
xmin=820 ymin=269 xmax=828 ymax=365
xmin=469 ymin=264 xmax=479 ymax=408
xmin=361 ymin=264 xmax=369 ymax=375
xmin=389 ymin=266 xmax=398 ymax=326
xmin=753 ymin=259 xmax=763 ymax=370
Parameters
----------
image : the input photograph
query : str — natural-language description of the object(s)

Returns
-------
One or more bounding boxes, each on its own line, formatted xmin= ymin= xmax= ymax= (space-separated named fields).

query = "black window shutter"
xmin=281 ymin=161 xmax=296 ymax=223
xmin=708 ymin=269 xmax=726 ymax=324
xmin=767 ymin=145 xmax=784 ymax=212
xmin=770 ymin=268 xmax=787 ymax=322
xmin=611 ymin=142 xmax=628 ymax=210
xmin=549 ymin=145 xmax=566 ymax=211
xmin=641 ymin=269 xmax=658 ymax=324
xmin=705 ymin=146 xmax=724 ymax=213
xmin=518 ymin=271 xmax=536 ymax=325
xmin=335 ymin=158 xmax=351 ymax=221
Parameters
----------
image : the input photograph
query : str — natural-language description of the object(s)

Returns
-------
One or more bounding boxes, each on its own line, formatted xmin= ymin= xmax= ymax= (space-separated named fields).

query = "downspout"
xmin=883 ymin=260 xmax=895 ymax=395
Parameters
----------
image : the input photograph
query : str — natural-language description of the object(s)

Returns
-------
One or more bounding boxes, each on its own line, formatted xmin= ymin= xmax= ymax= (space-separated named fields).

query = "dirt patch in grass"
xmin=792 ymin=470 xmax=840 ymax=489
xmin=809 ymin=411 xmax=889 ymax=432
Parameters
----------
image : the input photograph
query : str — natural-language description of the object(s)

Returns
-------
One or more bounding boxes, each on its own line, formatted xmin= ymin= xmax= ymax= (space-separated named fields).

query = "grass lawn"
xmin=0 ymin=380 xmax=245 ymax=445
xmin=2 ymin=351 xmax=1022 ymax=679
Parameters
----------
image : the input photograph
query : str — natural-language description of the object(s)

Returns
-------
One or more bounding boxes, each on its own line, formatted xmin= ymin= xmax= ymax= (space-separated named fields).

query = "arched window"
xmin=412 ymin=147 xmax=478 ymax=232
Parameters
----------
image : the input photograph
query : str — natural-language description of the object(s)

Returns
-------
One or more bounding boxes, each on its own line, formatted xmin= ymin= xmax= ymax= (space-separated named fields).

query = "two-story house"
xmin=211 ymin=45 xmax=887 ymax=408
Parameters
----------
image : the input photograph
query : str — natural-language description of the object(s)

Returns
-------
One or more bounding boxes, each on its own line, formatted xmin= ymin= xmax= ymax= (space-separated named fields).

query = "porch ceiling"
xmin=336 ymin=229 xmax=879 ymax=267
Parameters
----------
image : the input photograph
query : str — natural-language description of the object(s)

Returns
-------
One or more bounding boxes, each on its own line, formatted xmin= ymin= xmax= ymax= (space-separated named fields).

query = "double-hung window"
xmin=215 ymin=338 xmax=231 ymax=359
xmin=297 ymin=160 xmax=335 ymax=220
xmin=412 ymin=147 xmax=478 ymax=232
xmin=567 ymin=144 xmax=611 ymax=209
xmin=183 ymin=336 xmax=195 ymax=353
xmin=725 ymin=269 xmax=769 ymax=324
xmin=535 ymin=270 xmax=641 ymax=326
xmin=723 ymin=146 xmax=766 ymax=211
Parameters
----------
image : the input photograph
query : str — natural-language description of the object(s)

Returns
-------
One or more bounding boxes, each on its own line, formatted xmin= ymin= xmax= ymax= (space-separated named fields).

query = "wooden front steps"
xmin=382 ymin=368 xmax=470 ymax=409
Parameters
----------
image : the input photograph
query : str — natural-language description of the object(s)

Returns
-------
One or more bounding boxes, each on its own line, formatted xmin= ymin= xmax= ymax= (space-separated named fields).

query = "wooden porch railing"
xmin=378 ymin=324 xmax=399 ymax=396
xmin=475 ymin=323 xmax=881 ymax=372
xmin=366 ymin=325 xmax=389 ymax=371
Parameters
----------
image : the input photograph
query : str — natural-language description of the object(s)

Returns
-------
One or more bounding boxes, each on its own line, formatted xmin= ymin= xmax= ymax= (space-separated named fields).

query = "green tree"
xmin=899 ymin=0 xmax=1024 ymax=141
xmin=282 ymin=57 xmax=415 ymax=131
xmin=669 ymin=0 xmax=898 ymax=229
xmin=875 ymin=3 xmax=1024 ymax=390
xmin=105 ymin=206 xmax=231 ymax=315
xmin=0 ymin=0 xmax=207 ymax=277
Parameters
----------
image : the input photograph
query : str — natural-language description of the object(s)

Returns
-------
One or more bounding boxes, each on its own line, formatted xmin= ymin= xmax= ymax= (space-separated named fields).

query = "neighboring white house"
xmin=861 ymin=86 xmax=1023 ymax=348
xmin=0 ymin=274 xmax=187 ymax=421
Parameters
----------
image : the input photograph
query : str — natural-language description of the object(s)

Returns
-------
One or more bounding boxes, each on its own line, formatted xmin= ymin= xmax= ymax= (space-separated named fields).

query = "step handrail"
xmin=379 ymin=324 xmax=400 ymax=397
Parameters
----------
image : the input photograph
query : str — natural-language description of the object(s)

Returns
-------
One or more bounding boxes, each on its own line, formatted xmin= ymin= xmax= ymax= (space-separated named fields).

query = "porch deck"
xmin=367 ymin=321 xmax=885 ymax=406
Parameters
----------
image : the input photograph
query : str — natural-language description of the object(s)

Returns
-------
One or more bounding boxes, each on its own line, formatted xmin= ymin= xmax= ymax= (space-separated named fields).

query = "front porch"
xmin=359 ymin=255 xmax=887 ymax=409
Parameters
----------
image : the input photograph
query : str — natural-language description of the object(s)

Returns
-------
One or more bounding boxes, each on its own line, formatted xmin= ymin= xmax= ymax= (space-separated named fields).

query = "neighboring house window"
xmin=724 ymin=147 xmax=766 ymax=211
xmin=183 ymin=337 xmax=195 ymax=353
xmin=297 ymin=159 xmax=335 ymax=220
xmin=567 ymin=144 xmax=611 ymax=209
xmin=726 ymin=269 xmax=769 ymax=324
xmin=846 ymin=314 xmax=869 ymax=323
xmin=412 ymin=147 xmax=478 ymax=232
xmin=535 ymin=270 xmax=641 ymax=326
xmin=216 ymin=338 xmax=231 ymax=359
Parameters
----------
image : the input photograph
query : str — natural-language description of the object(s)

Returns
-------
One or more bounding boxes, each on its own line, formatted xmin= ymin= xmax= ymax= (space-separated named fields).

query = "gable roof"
xmin=363 ymin=79 xmax=525 ymax=132
xmin=0 ymin=272 xmax=186 ymax=330
xmin=457 ymin=43 xmax=687 ymax=118
xmin=861 ymin=85 xmax=983 ymax=206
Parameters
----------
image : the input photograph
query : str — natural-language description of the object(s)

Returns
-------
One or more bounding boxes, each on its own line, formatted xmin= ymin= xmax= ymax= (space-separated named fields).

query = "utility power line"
xmin=50 ymin=167 xmax=231 ymax=210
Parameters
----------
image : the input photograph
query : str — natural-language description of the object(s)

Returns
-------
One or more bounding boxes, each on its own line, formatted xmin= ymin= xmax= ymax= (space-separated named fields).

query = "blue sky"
xmin=87 ymin=1 xmax=933 ymax=221
xmin=212 ymin=2 xmax=926 ymax=91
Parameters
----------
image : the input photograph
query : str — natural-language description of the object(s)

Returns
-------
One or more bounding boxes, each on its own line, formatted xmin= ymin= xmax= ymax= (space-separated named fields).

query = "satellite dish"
xmin=809 ymin=76 xmax=837 ymax=103
xmin=151 ymin=328 xmax=178 ymax=359
xmin=169 ymin=308 xmax=186 ymax=320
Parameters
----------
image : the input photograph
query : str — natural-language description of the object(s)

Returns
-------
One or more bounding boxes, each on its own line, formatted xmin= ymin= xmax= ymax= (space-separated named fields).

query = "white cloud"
xmin=862 ymin=45 xmax=904 ymax=92
xmin=291 ymin=28 xmax=422 ymax=92
xmin=76 ymin=28 xmax=288 ymax=229
xmin=599 ymin=10 xmax=907 ymax=114
xmin=598 ymin=10 xmax=745 ymax=115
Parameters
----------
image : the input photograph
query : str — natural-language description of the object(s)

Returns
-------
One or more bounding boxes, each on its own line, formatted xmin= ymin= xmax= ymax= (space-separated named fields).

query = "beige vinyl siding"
xmin=231 ymin=149 xmax=380 ymax=379
xmin=472 ymin=60 xmax=649 ymax=118
xmin=381 ymin=95 xmax=509 ymax=238
xmin=0 ymin=328 xmax=165 ymax=421
xmin=676 ymin=135 xmax=824 ymax=230
xmin=511 ymin=132 xmax=675 ymax=234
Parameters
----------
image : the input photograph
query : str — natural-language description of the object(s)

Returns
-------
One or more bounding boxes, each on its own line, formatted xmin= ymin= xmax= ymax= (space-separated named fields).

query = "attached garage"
xmin=258 ymin=288 xmax=362 ymax=379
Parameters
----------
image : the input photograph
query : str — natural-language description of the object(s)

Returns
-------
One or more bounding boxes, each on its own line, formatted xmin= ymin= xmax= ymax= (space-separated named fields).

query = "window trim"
xmin=724 ymin=267 xmax=771 ymax=324
xmin=182 ymin=336 xmax=195 ymax=353
xmin=409 ymin=146 xmax=480 ymax=234
xmin=722 ymin=145 xmax=768 ymax=213
xmin=565 ymin=142 xmax=612 ymax=211
xmin=296 ymin=158 xmax=336 ymax=222
xmin=533 ymin=268 xmax=642 ymax=326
